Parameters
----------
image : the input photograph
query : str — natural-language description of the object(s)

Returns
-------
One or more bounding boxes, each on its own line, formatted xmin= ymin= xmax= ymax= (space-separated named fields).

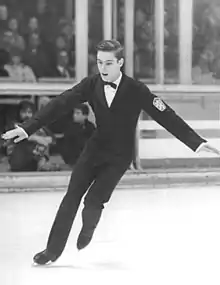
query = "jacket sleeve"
xmin=139 ymin=84 xmax=206 ymax=151
xmin=21 ymin=77 xmax=91 ymax=136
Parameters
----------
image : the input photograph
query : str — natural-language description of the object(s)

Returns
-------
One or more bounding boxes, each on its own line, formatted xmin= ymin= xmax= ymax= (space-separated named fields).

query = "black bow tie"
xmin=103 ymin=81 xmax=117 ymax=89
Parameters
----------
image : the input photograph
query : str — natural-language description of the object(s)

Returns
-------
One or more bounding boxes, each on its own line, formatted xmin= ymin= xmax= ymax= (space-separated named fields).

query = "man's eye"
xmin=106 ymin=63 xmax=112 ymax=66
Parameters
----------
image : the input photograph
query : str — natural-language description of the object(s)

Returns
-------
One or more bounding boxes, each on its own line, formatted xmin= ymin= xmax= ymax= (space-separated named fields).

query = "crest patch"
xmin=153 ymin=98 xmax=166 ymax=111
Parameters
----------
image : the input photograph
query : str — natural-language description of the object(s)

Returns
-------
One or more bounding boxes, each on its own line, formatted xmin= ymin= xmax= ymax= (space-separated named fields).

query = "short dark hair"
xmin=19 ymin=100 xmax=36 ymax=113
xmin=74 ymin=103 xmax=89 ymax=116
xmin=96 ymin=40 xmax=124 ymax=60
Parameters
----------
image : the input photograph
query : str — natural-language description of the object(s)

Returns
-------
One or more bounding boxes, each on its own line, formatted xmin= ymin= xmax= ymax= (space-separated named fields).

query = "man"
xmin=59 ymin=103 xmax=95 ymax=167
xmin=51 ymin=50 xmax=74 ymax=78
xmin=2 ymin=40 xmax=220 ymax=265
xmin=4 ymin=100 xmax=57 ymax=172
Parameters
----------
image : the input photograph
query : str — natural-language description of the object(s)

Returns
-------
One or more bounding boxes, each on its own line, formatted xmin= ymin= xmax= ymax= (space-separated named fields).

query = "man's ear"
xmin=118 ymin=58 xmax=124 ymax=67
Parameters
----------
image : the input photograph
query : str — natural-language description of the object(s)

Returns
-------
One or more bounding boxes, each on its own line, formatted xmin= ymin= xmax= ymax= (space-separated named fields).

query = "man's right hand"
xmin=1 ymin=125 xmax=28 ymax=143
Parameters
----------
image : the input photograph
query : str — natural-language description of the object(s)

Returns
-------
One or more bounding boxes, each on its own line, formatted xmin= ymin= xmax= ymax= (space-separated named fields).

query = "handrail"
xmin=0 ymin=82 xmax=220 ymax=96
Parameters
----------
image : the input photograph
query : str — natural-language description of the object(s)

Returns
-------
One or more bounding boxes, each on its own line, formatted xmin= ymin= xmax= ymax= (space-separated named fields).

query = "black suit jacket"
xmin=21 ymin=73 xmax=206 ymax=166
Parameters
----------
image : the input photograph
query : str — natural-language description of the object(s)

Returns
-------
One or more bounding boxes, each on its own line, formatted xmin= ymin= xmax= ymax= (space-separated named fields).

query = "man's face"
xmin=19 ymin=108 xmax=33 ymax=122
xmin=97 ymin=51 xmax=124 ymax=82
xmin=73 ymin=109 xmax=86 ymax=124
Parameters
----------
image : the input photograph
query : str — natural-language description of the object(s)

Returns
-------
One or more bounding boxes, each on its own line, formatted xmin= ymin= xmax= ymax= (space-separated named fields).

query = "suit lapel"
xmin=109 ymin=73 xmax=129 ymax=110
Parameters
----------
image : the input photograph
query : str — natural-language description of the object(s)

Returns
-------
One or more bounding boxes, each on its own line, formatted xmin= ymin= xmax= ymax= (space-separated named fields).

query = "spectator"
xmin=0 ymin=5 xmax=8 ymax=40
xmin=6 ymin=17 xmax=26 ymax=52
xmin=4 ymin=48 xmax=36 ymax=82
xmin=192 ymin=51 xmax=215 ymax=84
xmin=58 ymin=103 xmax=96 ymax=167
xmin=23 ymin=32 xmax=53 ymax=78
xmin=55 ymin=35 xmax=68 ymax=52
xmin=28 ymin=16 xmax=40 ymax=34
xmin=58 ymin=19 xmax=74 ymax=47
xmin=56 ymin=18 xmax=75 ymax=67
xmin=38 ymin=96 xmax=51 ymax=109
xmin=23 ymin=17 xmax=41 ymax=45
xmin=4 ymin=100 xmax=60 ymax=171
xmin=54 ymin=34 xmax=75 ymax=72
xmin=51 ymin=50 xmax=74 ymax=78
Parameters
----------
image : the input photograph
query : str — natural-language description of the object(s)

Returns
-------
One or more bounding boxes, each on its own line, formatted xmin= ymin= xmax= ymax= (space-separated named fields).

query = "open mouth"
xmin=102 ymin=73 xmax=108 ymax=77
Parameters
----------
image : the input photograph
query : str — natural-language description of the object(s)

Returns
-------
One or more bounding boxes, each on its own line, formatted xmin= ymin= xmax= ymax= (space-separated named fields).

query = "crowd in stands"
xmin=0 ymin=1 xmax=75 ymax=82
xmin=192 ymin=0 xmax=220 ymax=84
xmin=0 ymin=0 xmax=220 ymax=84
xmin=1 ymin=0 xmax=220 ymax=172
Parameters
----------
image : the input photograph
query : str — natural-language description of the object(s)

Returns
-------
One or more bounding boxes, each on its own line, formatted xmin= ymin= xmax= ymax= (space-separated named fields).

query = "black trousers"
xmin=46 ymin=152 xmax=128 ymax=257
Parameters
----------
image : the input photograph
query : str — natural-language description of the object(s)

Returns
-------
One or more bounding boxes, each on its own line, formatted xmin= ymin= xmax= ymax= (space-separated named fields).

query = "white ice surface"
xmin=1 ymin=186 xmax=220 ymax=285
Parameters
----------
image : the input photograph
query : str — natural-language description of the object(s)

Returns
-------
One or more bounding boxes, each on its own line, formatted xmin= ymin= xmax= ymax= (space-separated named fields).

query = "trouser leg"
xmin=46 ymin=158 xmax=96 ymax=257
xmin=77 ymin=164 xmax=128 ymax=249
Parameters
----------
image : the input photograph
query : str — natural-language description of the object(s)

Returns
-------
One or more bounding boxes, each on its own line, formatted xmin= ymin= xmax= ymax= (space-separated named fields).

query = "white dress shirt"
xmin=104 ymin=72 xmax=122 ymax=107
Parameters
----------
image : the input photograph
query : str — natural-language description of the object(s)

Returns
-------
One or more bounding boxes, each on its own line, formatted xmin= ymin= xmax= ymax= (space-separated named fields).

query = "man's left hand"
xmin=197 ymin=142 xmax=220 ymax=156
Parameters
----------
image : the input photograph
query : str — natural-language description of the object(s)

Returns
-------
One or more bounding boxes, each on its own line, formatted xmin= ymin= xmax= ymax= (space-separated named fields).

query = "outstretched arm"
xmin=1 ymin=77 xmax=91 ymax=142
xmin=139 ymin=84 xmax=220 ymax=155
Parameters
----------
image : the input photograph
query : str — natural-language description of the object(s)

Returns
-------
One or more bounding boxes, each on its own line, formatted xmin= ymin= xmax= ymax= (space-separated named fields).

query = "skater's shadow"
xmin=32 ymin=261 xmax=129 ymax=271
xmin=32 ymin=264 xmax=82 ymax=270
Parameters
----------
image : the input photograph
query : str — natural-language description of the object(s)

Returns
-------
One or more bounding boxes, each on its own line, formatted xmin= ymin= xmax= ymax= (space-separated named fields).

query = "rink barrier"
xmin=1 ymin=81 xmax=220 ymax=95
xmin=1 ymin=169 xmax=220 ymax=192
xmin=1 ymin=82 xmax=220 ymax=168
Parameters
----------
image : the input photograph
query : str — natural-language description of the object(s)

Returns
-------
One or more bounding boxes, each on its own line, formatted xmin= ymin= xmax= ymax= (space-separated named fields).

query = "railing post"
xmin=179 ymin=0 xmax=193 ymax=84
xmin=103 ymin=0 xmax=113 ymax=40
xmin=75 ymin=0 xmax=88 ymax=81
xmin=124 ymin=0 xmax=141 ymax=169
xmin=155 ymin=0 xmax=164 ymax=84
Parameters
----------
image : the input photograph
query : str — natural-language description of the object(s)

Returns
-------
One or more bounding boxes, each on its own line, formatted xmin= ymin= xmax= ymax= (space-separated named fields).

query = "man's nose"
xmin=100 ymin=64 xmax=107 ymax=72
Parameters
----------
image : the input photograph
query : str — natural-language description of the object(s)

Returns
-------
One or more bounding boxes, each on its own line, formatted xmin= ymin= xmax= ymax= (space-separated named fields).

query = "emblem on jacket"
xmin=153 ymin=98 xmax=166 ymax=111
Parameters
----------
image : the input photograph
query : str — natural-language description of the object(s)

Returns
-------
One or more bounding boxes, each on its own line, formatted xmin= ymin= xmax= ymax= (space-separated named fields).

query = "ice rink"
xmin=1 ymin=185 xmax=220 ymax=285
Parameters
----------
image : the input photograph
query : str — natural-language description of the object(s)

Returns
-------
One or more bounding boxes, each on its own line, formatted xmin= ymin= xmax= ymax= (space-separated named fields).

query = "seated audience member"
xmin=55 ymin=35 xmax=68 ymax=52
xmin=52 ymin=35 xmax=75 ymax=71
xmin=192 ymin=51 xmax=215 ymax=84
xmin=4 ymin=48 xmax=36 ymax=82
xmin=6 ymin=17 xmax=25 ymax=52
xmin=23 ymin=32 xmax=53 ymax=78
xmin=24 ymin=17 xmax=45 ymax=46
xmin=38 ymin=96 xmax=51 ymax=109
xmin=0 ymin=5 xmax=8 ymax=44
xmin=51 ymin=50 xmax=74 ymax=78
xmin=24 ymin=17 xmax=40 ymax=43
xmin=4 ymin=100 xmax=60 ymax=171
xmin=59 ymin=103 xmax=96 ymax=167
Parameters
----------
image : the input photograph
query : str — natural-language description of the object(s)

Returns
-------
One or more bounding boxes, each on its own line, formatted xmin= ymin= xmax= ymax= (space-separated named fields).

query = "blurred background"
xmin=0 ymin=0 xmax=220 ymax=172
